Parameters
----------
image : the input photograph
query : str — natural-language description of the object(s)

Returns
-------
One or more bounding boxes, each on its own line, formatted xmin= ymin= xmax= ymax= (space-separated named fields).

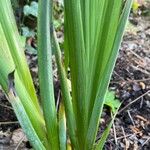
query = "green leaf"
xmin=64 ymin=1 xmax=88 ymax=148
xmin=0 ymin=2 xmax=48 ymax=148
xmin=53 ymin=30 xmax=78 ymax=148
xmin=104 ymin=91 xmax=121 ymax=113
xmin=0 ymin=0 xmax=133 ymax=149
xmin=0 ymin=0 xmax=40 ymax=113
xmin=132 ymin=0 xmax=140 ymax=11
xmin=21 ymin=27 xmax=35 ymax=38
xmin=64 ymin=0 xmax=133 ymax=149
xmin=37 ymin=0 xmax=59 ymax=149
xmin=59 ymin=102 xmax=67 ymax=150
xmin=24 ymin=2 xmax=38 ymax=17
xmin=8 ymin=89 xmax=47 ymax=150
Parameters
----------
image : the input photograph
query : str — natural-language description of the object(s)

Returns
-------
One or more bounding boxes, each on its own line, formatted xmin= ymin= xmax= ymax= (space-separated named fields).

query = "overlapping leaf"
xmin=64 ymin=0 xmax=133 ymax=149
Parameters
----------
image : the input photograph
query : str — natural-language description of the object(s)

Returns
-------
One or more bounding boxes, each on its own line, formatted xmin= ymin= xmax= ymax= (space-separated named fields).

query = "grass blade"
xmin=87 ymin=0 xmax=122 ymax=124
xmin=8 ymin=88 xmax=46 ymax=150
xmin=53 ymin=30 xmax=78 ymax=148
xmin=86 ymin=0 xmax=133 ymax=149
xmin=59 ymin=102 xmax=67 ymax=150
xmin=0 ymin=25 xmax=47 ymax=147
xmin=0 ymin=0 xmax=40 ymax=112
xmin=38 ymin=0 xmax=59 ymax=148
xmin=64 ymin=1 xmax=88 ymax=148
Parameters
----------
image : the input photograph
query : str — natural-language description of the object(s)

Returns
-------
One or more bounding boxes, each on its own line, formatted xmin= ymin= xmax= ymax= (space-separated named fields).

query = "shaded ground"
xmin=103 ymin=15 xmax=150 ymax=150
xmin=0 ymin=4 xmax=150 ymax=150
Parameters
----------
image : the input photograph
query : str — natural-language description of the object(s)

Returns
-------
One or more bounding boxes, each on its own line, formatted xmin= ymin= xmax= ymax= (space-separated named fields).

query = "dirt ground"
xmin=104 ymin=15 xmax=150 ymax=149
xmin=0 ymin=5 xmax=150 ymax=150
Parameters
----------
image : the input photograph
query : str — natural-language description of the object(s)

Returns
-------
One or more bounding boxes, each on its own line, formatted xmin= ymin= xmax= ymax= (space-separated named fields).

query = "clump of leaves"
xmin=0 ymin=0 xmax=132 ymax=149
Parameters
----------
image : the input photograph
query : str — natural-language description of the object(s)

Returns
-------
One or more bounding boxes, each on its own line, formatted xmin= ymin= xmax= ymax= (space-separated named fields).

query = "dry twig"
xmin=14 ymin=135 xmax=25 ymax=150
xmin=119 ymin=90 xmax=150 ymax=114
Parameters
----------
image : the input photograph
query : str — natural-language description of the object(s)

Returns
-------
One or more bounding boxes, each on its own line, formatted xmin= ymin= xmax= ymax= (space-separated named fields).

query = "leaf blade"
xmin=37 ymin=0 xmax=59 ymax=148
